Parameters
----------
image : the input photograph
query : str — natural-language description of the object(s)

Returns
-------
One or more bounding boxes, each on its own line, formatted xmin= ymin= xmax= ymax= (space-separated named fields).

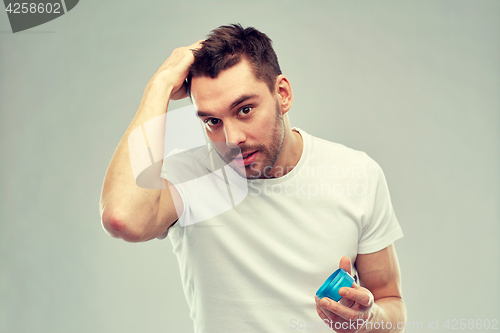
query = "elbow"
xmin=101 ymin=209 xmax=148 ymax=243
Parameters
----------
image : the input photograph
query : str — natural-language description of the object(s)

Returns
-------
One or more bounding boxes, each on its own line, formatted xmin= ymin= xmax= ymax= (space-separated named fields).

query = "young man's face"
xmin=191 ymin=58 xmax=285 ymax=179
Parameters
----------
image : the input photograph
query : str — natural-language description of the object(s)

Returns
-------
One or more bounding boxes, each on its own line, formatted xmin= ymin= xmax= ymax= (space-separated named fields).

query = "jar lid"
xmin=316 ymin=268 xmax=355 ymax=302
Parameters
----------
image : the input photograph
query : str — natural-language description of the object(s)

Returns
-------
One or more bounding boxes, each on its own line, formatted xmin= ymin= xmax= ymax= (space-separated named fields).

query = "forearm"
xmin=100 ymin=75 xmax=173 ymax=240
xmin=358 ymin=296 xmax=406 ymax=333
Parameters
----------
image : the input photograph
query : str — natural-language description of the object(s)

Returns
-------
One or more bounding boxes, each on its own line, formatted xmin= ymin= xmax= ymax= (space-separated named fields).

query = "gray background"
xmin=1 ymin=1 xmax=499 ymax=332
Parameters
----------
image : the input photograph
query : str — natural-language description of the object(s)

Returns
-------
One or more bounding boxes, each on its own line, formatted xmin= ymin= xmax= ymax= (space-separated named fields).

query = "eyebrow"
xmin=196 ymin=94 xmax=258 ymax=118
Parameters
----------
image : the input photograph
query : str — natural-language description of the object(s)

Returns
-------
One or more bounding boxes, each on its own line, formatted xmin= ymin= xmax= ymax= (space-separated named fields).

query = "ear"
xmin=275 ymin=75 xmax=293 ymax=114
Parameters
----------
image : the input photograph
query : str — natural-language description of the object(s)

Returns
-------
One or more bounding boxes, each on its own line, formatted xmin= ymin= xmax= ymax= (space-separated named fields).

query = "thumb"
xmin=339 ymin=256 xmax=352 ymax=275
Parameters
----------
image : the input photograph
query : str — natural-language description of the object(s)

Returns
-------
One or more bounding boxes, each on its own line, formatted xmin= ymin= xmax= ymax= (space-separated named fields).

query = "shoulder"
xmin=297 ymin=128 xmax=377 ymax=167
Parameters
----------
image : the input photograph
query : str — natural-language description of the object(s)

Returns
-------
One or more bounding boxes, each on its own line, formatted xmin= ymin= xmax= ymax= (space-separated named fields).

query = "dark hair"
xmin=187 ymin=24 xmax=282 ymax=96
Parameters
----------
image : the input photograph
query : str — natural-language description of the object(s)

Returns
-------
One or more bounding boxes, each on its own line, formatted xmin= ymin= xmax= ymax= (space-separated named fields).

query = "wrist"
xmin=357 ymin=299 xmax=405 ymax=333
xmin=143 ymin=75 xmax=174 ymax=106
xmin=357 ymin=303 xmax=380 ymax=333
xmin=148 ymin=72 xmax=175 ymax=94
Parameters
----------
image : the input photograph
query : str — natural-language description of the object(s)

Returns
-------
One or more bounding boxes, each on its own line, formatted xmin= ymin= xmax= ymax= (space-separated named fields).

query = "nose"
xmin=223 ymin=121 xmax=246 ymax=147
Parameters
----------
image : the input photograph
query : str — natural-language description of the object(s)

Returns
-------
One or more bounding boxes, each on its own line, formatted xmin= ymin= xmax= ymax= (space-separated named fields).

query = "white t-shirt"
xmin=160 ymin=128 xmax=403 ymax=333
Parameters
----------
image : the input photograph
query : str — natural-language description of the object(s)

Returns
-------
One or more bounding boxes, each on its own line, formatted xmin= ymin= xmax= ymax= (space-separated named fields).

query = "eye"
xmin=204 ymin=118 xmax=221 ymax=127
xmin=238 ymin=107 xmax=252 ymax=116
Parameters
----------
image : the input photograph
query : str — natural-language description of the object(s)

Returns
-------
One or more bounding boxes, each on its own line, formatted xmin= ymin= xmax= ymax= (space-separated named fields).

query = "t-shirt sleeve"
xmin=160 ymin=148 xmax=188 ymax=184
xmin=358 ymin=154 xmax=403 ymax=254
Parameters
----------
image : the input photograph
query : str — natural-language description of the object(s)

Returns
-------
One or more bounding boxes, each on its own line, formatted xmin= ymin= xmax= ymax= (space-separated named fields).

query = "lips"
xmin=242 ymin=151 xmax=256 ymax=159
xmin=233 ymin=150 xmax=258 ymax=166
xmin=232 ymin=150 xmax=255 ymax=160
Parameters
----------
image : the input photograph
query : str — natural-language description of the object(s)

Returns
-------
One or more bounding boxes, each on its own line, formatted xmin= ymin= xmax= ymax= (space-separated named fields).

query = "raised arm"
xmin=99 ymin=41 xmax=203 ymax=242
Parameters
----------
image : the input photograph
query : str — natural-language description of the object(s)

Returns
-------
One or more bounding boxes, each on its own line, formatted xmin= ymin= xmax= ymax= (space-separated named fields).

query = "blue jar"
xmin=316 ymin=268 xmax=355 ymax=302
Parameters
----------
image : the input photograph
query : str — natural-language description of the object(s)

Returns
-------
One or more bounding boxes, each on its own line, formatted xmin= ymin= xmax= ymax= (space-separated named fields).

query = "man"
xmin=100 ymin=24 xmax=406 ymax=332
